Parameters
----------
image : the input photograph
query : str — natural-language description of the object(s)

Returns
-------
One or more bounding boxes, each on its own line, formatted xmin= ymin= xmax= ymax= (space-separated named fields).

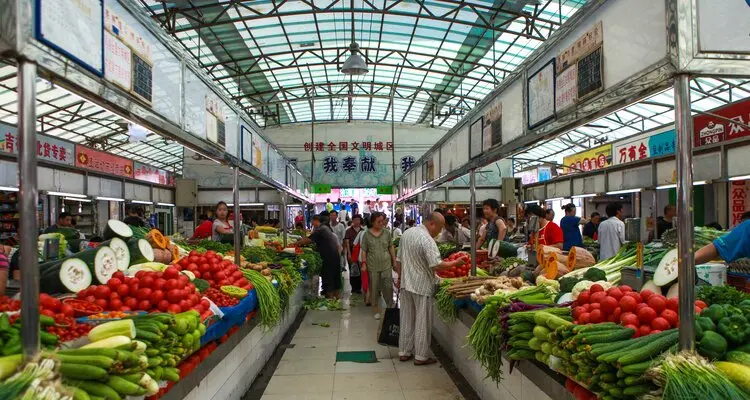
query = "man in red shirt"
xmin=192 ymin=214 xmax=213 ymax=240
xmin=525 ymin=204 xmax=563 ymax=249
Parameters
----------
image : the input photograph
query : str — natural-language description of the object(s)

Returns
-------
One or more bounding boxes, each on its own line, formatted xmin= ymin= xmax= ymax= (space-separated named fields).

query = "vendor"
xmin=123 ymin=206 xmax=147 ymax=228
xmin=191 ymin=214 xmax=213 ymax=240
xmin=525 ymin=204 xmax=563 ymax=249
xmin=212 ymin=201 xmax=233 ymax=241
xmin=44 ymin=212 xmax=75 ymax=233
xmin=291 ymin=215 xmax=342 ymax=299
xmin=476 ymin=199 xmax=507 ymax=249
xmin=561 ymin=203 xmax=589 ymax=251
xmin=438 ymin=215 xmax=470 ymax=245
xmin=695 ymin=219 xmax=750 ymax=265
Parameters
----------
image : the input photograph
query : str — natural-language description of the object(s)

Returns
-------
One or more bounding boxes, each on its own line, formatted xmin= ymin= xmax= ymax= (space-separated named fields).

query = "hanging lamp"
xmin=341 ymin=0 xmax=368 ymax=75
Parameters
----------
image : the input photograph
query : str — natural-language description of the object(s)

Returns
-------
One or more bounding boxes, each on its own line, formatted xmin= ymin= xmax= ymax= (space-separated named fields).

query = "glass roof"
xmin=0 ymin=64 xmax=185 ymax=173
xmin=139 ymin=0 xmax=587 ymax=127
xmin=512 ymin=77 xmax=750 ymax=173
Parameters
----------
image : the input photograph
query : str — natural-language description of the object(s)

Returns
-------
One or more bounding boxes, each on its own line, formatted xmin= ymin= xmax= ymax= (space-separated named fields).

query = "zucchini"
xmin=617 ymin=330 xmax=679 ymax=365
xmin=60 ymin=363 xmax=109 ymax=380
xmin=39 ymin=257 xmax=93 ymax=294
xmin=70 ymin=387 xmax=91 ymax=400
xmin=597 ymin=330 xmax=673 ymax=363
xmin=65 ymin=379 xmax=122 ymax=400
xmin=622 ymin=384 xmax=652 ymax=396
xmin=88 ymin=320 xmax=136 ymax=342
xmin=56 ymin=354 xmax=115 ymax=370
xmin=106 ymin=376 xmax=145 ymax=396
xmin=105 ymin=237 xmax=130 ymax=272
xmin=103 ymin=220 xmax=133 ymax=241
xmin=128 ymin=239 xmax=155 ymax=265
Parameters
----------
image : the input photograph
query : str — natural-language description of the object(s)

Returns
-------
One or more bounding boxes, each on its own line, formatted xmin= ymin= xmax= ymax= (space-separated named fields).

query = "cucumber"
xmin=106 ymin=237 xmax=130 ymax=272
xmin=581 ymin=329 xmax=635 ymax=344
xmin=726 ymin=351 xmax=750 ymax=366
xmin=59 ymin=363 xmax=109 ymax=380
xmin=622 ymin=384 xmax=652 ymax=396
xmin=103 ymin=220 xmax=133 ymax=241
xmin=128 ymin=239 xmax=154 ymax=265
xmin=70 ymin=387 xmax=91 ymax=400
xmin=622 ymin=360 xmax=654 ymax=375
xmin=597 ymin=330 xmax=673 ymax=363
xmin=56 ymin=354 xmax=115 ymax=370
xmin=65 ymin=379 xmax=122 ymax=400
xmin=107 ymin=376 xmax=145 ymax=396
xmin=617 ymin=330 xmax=679 ymax=365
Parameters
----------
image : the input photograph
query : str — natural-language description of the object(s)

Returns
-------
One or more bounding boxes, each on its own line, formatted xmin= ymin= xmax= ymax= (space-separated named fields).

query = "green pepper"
xmin=0 ymin=314 xmax=9 ymax=333
xmin=724 ymin=305 xmax=745 ymax=317
xmin=702 ymin=304 xmax=727 ymax=324
xmin=718 ymin=314 xmax=749 ymax=345
xmin=698 ymin=331 xmax=728 ymax=360
xmin=696 ymin=316 xmax=716 ymax=333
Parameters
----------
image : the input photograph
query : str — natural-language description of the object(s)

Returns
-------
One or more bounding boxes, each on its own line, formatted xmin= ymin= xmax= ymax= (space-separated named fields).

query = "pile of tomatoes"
xmin=45 ymin=323 xmax=91 ymax=343
xmin=203 ymin=288 xmax=239 ymax=307
xmin=572 ymin=284 xmax=707 ymax=337
xmin=40 ymin=293 xmax=75 ymax=322
xmin=0 ymin=296 xmax=20 ymax=312
xmin=77 ymin=267 xmax=211 ymax=315
xmin=174 ymin=251 xmax=252 ymax=291
xmin=436 ymin=252 xmax=472 ymax=278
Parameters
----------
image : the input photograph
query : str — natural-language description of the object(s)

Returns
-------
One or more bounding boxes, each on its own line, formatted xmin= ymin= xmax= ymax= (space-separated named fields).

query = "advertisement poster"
xmin=537 ymin=166 xmax=553 ymax=182
xmin=75 ymin=145 xmax=134 ymax=178
xmin=555 ymin=65 xmax=577 ymax=112
xmin=528 ymin=59 xmax=556 ymax=128
xmin=483 ymin=101 xmax=502 ymax=149
xmin=0 ymin=123 xmax=75 ymax=166
xmin=694 ymin=97 xmax=750 ymax=147
xmin=133 ymin=162 xmax=173 ymax=186
xmin=518 ymin=168 xmax=539 ymax=185
xmin=562 ymin=144 xmax=611 ymax=174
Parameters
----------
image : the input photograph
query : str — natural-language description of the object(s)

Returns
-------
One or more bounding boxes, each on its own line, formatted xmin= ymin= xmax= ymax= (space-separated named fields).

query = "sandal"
xmin=399 ymin=355 xmax=414 ymax=362
xmin=414 ymin=358 xmax=437 ymax=366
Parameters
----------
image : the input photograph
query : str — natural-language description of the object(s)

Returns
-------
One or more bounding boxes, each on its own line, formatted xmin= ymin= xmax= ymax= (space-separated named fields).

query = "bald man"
xmin=396 ymin=212 xmax=467 ymax=365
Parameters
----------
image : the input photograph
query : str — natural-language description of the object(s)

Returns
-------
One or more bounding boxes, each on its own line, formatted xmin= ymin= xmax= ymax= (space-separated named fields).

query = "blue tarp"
xmin=200 ymin=289 xmax=258 ymax=345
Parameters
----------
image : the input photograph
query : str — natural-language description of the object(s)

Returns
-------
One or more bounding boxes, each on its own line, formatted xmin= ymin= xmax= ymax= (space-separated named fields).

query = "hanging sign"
xmin=36 ymin=0 xmax=104 ymax=76
xmin=312 ymin=184 xmax=332 ymax=194
xmin=376 ymin=186 xmax=394 ymax=195
xmin=528 ymin=59 xmax=556 ymax=128
xmin=694 ymin=97 xmax=750 ymax=147
xmin=75 ymin=145 xmax=134 ymax=178
xmin=537 ymin=166 xmax=553 ymax=182
xmin=518 ymin=168 xmax=539 ymax=185
xmin=104 ymin=31 xmax=132 ymax=91
xmin=696 ymin=0 xmax=750 ymax=54
xmin=555 ymin=65 xmax=577 ymax=112
xmin=304 ymin=141 xmax=393 ymax=152
xmin=133 ymin=162 xmax=173 ymax=186
xmin=556 ymin=21 xmax=603 ymax=73
xmin=483 ymin=101 xmax=502 ymax=149
xmin=562 ymin=144 xmax=611 ymax=174
xmin=731 ymin=180 xmax=748 ymax=228
xmin=613 ymin=129 xmax=676 ymax=165
xmin=0 ymin=123 xmax=75 ymax=166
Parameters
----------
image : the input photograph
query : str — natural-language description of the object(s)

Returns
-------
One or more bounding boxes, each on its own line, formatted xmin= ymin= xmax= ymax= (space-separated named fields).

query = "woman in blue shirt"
xmin=560 ymin=203 xmax=589 ymax=251
xmin=695 ymin=220 xmax=750 ymax=264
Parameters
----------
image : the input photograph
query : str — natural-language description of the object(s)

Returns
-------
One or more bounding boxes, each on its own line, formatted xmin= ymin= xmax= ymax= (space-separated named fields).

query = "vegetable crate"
xmin=620 ymin=266 xmax=654 ymax=292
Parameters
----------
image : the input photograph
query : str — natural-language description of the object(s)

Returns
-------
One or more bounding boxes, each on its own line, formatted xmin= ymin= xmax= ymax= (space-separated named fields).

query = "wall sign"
xmin=577 ymin=47 xmax=603 ymax=100
xmin=240 ymin=125 xmax=252 ymax=164
xmin=36 ymin=0 xmax=104 ymax=76
xmin=483 ymin=101 xmax=502 ymax=149
xmin=555 ymin=65 xmax=577 ymax=112
xmin=304 ymin=141 xmax=393 ymax=152
xmin=613 ymin=128 xmax=676 ymax=165
xmin=469 ymin=117 xmax=483 ymax=159
xmin=134 ymin=162 xmax=173 ymax=186
xmin=104 ymin=31 xmax=132 ymax=91
xmin=694 ymin=97 xmax=750 ymax=147
xmin=562 ymin=144 xmax=612 ymax=174
xmin=75 ymin=145 xmax=134 ymax=178
xmin=538 ymin=166 xmax=553 ymax=182
xmin=132 ymin=54 xmax=153 ymax=103
xmin=697 ymin=0 xmax=750 ymax=54
xmin=528 ymin=59 xmax=556 ymax=128
xmin=556 ymin=21 xmax=604 ymax=73
xmin=0 ymin=123 xmax=75 ymax=166
xmin=518 ymin=168 xmax=539 ymax=185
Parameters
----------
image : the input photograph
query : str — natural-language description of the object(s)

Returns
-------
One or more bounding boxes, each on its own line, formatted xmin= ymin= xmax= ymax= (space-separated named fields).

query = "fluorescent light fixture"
xmin=63 ymin=197 xmax=91 ymax=202
xmin=524 ymin=200 xmax=540 ymax=204
xmin=694 ymin=180 xmax=707 ymax=186
xmin=287 ymin=204 xmax=303 ymax=207
xmin=48 ymin=191 xmax=86 ymax=198
xmin=130 ymin=200 xmax=153 ymax=205
xmin=96 ymin=196 xmax=125 ymax=202
xmin=227 ymin=203 xmax=264 ymax=207
xmin=0 ymin=186 xmax=18 ymax=192
xmin=157 ymin=202 xmax=175 ymax=207
xmin=729 ymin=175 xmax=750 ymax=181
xmin=571 ymin=193 xmax=597 ymax=198
xmin=657 ymin=181 xmax=706 ymax=190
xmin=545 ymin=197 xmax=566 ymax=202
xmin=606 ymin=189 xmax=641 ymax=195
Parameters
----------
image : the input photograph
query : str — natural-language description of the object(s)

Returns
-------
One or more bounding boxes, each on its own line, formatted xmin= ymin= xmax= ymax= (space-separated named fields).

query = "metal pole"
xmin=469 ymin=169 xmax=477 ymax=276
xmin=233 ymin=167 xmax=241 ymax=266
xmin=674 ymin=74 xmax=696 ymax=350
xmin=652 ymin=189 xmax=658 ymax=241
xmin=281 ymin=194 xmax=288 ymax=247
xmin=18 ymin=61 xmax=39 ymax=361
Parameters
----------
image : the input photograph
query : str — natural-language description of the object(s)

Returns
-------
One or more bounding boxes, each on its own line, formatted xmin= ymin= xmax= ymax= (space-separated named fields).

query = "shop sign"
xmin=304 ymin=141 xmax=393 ymax=152
xmin=321 ymin=155 xmax=377 ymax=174
xmin=556 ymin=21 xmax=603 ymax=73
xmin=612 ymin=129 xmax=676 ymax=165
xmin=731 ymin=180 xmax=748 ymax=228
xmin=312 ymin=184 xmax=332 ymax=194
xmin=133 ymin=162 xmax=174 ymax=186
xmin=75 ymin=145 xmax=133 ymax=178
xmin=555 ymin=66 xmax=577 ymax=112
xmin=376 ymin=185 xmax=394 ymax=195
xmin=538 ymin=166 xmax=553 ymax=182
xmin=562 ymin=144 xmax=611 ymax=174
xmin=0 ymin=123 xmax=75 ymax=166
xmin=518 ymin=168 xmax=539 ymax=185
xmin=694 ymin=97 xmax=750 ymax=147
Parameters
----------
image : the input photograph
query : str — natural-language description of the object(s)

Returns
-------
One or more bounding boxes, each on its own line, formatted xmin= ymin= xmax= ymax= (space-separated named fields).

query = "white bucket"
xmin=696 ymin=263 xmax=727 ymax=286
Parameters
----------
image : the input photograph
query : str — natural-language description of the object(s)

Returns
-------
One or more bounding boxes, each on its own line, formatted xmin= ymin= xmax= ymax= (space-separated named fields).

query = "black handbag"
xmin=377 ymin=292 xmax=400 ymax=347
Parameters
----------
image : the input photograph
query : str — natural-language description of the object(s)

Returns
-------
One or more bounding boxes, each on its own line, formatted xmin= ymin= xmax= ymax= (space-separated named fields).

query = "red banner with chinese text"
xmin=694 ymin=97 xmax=750 ymax=147
xmin=75 ymin=145 xmax=134 ymax=178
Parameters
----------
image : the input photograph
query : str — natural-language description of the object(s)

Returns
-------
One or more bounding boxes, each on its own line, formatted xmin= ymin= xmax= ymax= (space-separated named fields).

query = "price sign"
xmin=636 ymin=242 xmax=644 ymax=278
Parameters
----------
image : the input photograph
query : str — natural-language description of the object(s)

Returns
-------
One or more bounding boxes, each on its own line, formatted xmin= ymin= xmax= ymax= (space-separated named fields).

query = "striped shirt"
xmin=396 ymin=225 xmax=443 ymax=296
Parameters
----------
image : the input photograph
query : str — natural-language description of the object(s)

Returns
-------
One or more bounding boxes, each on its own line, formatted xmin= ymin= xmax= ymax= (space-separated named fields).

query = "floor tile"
xmin=334 ymin=359 xmax=395 ymax=373
xmin=397 ymin=369 xmax=455 ymax=391
xmin=275 ymin=359 xmax=336 ymax=375
xmin=264 ymin=374 xmax=335 ymax=395
xmin=291 ymin=335 xmax=340 ymax=348
xmin=332 ymin=390 xmax=405 ymax=400
xmin=281 ymin=346 xmax=338 ymax=361
xmin=392 ymin=358 xmax=445 ymax=372
xmin=402 ymin=389 xmax=464 ymax=400
xmin=294 ymin=327 xmax=341 ymax=338
xmin=333 ymin=372 xmax=401 ymax=392
xmin=261 ymin=393 xmax=333 ymax=400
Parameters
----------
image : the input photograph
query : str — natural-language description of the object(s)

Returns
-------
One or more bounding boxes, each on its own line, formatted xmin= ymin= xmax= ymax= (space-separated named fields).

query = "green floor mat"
xmin=336 ymin=351 xmax=378 ymax=363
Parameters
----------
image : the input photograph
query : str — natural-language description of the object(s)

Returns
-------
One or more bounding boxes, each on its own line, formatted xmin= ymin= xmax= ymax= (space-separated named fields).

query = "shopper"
xmin=294 ymin=210 xmax=304 ymax=227
xmin=656 ymin=204 xmax=676 ymax=239
xmin=191 ymin=214 xmax=213 ymax=240
xmin=394 ymin=207 xmax=405 ymax=230
xmin=524 ymin=204 xmax=563 ymax=248
xmin=122 ymin=206 xmax=147 ymax=228
xmin=438 ymin=215 xmax=470 ymax=245
xmin=476 ymin=199 xmax=507 ymax=249
xmin=44 ymin=211 xmax=75 ymax=233
xmin=325 ymin=198 xmax=334 ymax=213
xmin=329 ymin=210 xmax=347 ymax=271
xmin=352 ymin=219 xmax=370 ymax=305
xmin=359 ymin=212 xmax=396 ymax=320
xmin=292 ymin=215 xmax=342 ymax=298
xmin=363 ymin=200 xmax=372 ymax=222
xmin=350 ymin=198 xmax=359 ymax=217
xmin=545 ymin=209 xmax=555 ymax=222
xmin=344 ymin=215 xmax=365 ymax=293
xmin=696 ymin=219 xmax=750 ymax=264
xmin=396 ymin=211 xmax=466 ymax=365
xmin=505 ymin=217 xmax=517 ymax=240
xmin=582 ymin=212 xmax=600 ymax=240
xmin=598 ymin=203 xmax=626 ymax=260
xmin=560 ymin=203 xmax=589 ymax=251
xmin=212 ymin=201 xmax=233 ymax=242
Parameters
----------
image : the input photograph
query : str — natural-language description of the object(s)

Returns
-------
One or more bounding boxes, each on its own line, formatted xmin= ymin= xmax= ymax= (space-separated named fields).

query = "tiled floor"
xmin=260 ymin=297 xmax=466 ymax=400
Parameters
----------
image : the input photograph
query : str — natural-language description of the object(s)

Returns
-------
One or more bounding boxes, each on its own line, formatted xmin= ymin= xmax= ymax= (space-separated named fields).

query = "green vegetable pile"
xmin=242 ymin=269 xmax=282 ymax=328
xmin=297 ymin=249 xmax=322 ymax=276
xmin=241 ymin=246 xmax=277 ymax=264
xmin=661 ymin=226 xmax=725 ymax=248
xmin=272 ymin=260 xmax=304 ymax=311
xmin=179 ymin=239 xmax=234 ymax=254
xmin=435 ymin=281 xmax=457 ymax=322
xmin=506 ymin=308 xmax=571 ymax=365
xmin=695 ymin=301 xmax=750 ymax=360
xmin=648 ymin=351 xmax=749 ymax=400
xmin=303 ymin=297 xmax=343 ymax=311
xmin=437 ymin=242 xmax=461 ymax=259
xmin=698 ymin=285 xmax=750 ymax=307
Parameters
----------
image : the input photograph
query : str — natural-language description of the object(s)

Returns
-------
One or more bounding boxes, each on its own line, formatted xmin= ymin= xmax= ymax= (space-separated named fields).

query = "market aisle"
xmin=259 ymin=296 xmax=467 ymax=400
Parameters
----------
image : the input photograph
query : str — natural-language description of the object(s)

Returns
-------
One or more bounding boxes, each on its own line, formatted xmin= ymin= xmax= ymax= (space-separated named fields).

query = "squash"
xmin=152 ymin=248 xmax=173 ymax=264
xmin=145 ymin=229 xmax=168 ymax=250
xmin=168 ymin=244 xmax=179 ymax=262
xmin=653 ymin=248 xmax=679 ymax=286
xmin=537 ymin=244 xmax=562 ymax=266
xmin=567 ymin=246 xmax=596 ymax=271
xmin=248 ymin=230 xmax=259 ymax=239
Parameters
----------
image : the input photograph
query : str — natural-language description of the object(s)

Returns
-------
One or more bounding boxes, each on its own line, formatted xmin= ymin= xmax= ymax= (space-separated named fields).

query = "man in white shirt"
xmin=598 ymin=203 xmax=626 ymax=260
xmin=329 ymin=210 xmax=347 ymax=269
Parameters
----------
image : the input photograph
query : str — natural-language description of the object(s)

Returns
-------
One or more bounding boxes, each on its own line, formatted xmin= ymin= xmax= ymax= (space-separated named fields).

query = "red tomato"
xmin=589 ymin=284 xmax=604 ymax=293
xmin=157 ymin=300 xmax=170 ymax=312
xmin=589 ymin=303 xmax=601 ymax=310
xmin=650 ymin=330 xmax=662 ymax=335
xmin=579 ymin=313 xmax=591 ymax=324
xmin=589 ymin=309 xmax=603 ymax=323
xmin=109 ymin=299 xmax=123 ymax=310
xmin=165 ymin=279 xmax=179 ymax=291
xmin=590 ymin=291 xmax=607 ymax=304
xmin=116 ymin=284 xmax=130 ymax=297
xmin=127 ymin=281 xmax=139 ymax=294
xmin=137 ymin=288 xmax=153 ymax=301
xmin=661 ymin=309 xmax=679 ymax=326
xmin=625 ymin=291 xmax=643 ymax=303
xmin=167 ymin=289 xmax=182 ymax=304
xmin=624 ymin=324 xmax=639 ymax=336
xmin=189 ymin=255 xmax=200 ymax=264
xmin=135 ymin=270 xmax=149 ymax=279
xmin=137 ymin=300 xmax=152 ymax=311
xmin=582 ymin=303 xmax=591 ymax=312
xmin=607 ymin=288 xmax=624 ymax=301
xmin=611 ymin=307 xmax=622 ymax=322
xmin=107 ymin=278 xmax=123 ymax=291
xmin=153 ymin=279 xmax=166 ymax=291
xmin=163 ymin=266 xmax=180 ymax=280
xmin=150 ymin=290 xmax=165 ymax=304
xmin=619 ymin=295 xmax=638 ymax=313
xmin=647 ymin=296 xmax=667 ymax=314
xmin=635 ymin=303 xmax=650 ymax=314
xmin=202 ymin=272 xmax=212 ymax=281
xmin=42 ymin=309 xmax=56 ymax=318
xmin=193 ymin=271 xmax=202 ymax=279
xmin=140 ymin=276 xmax=155 ymax=288
xmin=112 ymin=271 xmax=126 ymax=281
xmin=84 ymin=295 xmax=97 ymax=303
xmin=640 ymin=289 xmax=655 ymax=302
xmin=637 ymin=306 xmax=657 ymax=323
xmin=621 ymin=312 xmax=639 ymax=326
xmin=61 ymin=303 xmax=75 ymax=317
xmin=109 ymin=292 xmax=120 ymax=301
xmin=178 ymin=258 xmax=190 ymax=267
xmin=177 ymin=275 xmax=190 ymax=285
xmin=187 ymin=263 xmax=198 ymax=271
xmin=167 ymin=304 xmax=182 ymax=314
xmin=638 ymin=325 xmax=651 ymax=336
xmin=94 ymin=286 xmax=111 ymax=299
xmin=600 ymin=296 xmax=618 ymax=314
xmin=94 ymin=299 xmax=108 ymax=309
xmin=695 ymin=300 xmax=708 ymax=310
xmin=666 ymin=297 xmax=679 ymax=312
xmin=695 ymin=305 xmax=703 ymax=314
xmin=577 ymin=290 xmax=591 ymax=304
xmin=651 ymin=317 xmax=670 ymax=331
xmin=619 ymin=285 xmax=633 ymax=293
xmin=201 ymin=299 xmax=210 ymax=309
xmin=125 ymin=297 xmax=138 ymax=310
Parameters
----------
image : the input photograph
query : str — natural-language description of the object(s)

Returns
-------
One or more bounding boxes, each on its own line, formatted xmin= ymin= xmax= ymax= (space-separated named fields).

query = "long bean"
xmin=243 ymin=269 xmax=282 ymax=328
xmin=435 ymin=283 xmax=458 ymax=322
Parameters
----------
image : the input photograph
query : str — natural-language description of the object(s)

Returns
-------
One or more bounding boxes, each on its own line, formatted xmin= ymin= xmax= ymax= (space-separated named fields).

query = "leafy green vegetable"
xmin=583 ymin=267 xmax=606 ymax=282
xmin=698 ymin=285 xmax=750 ymax=307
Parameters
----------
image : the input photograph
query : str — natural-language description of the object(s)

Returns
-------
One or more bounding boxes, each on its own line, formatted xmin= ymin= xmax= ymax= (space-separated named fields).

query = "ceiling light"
xmin=571 ymin=193 xmax=597 ymax=198
xmin=0 ymin=186 xmax=18 ymax=192
xmin=606 ymin=189 xmax=641 ymax=195
xmin=157 ymin=202 xmax=175 ymax=207
xmin=130 ymin=200 xmax=153 ymax=205
xmin=656 ymin=184 xmax=676 ymax=190
xmin=524 ymin=200 xmax=540 ymax=204
xmin=48 ymin=191 xmax=86 ymax=198
xmin=729 ymin=175 xmax=750 ymax=181
xmin=96 ymin=196 xmax=125 ymax=202
xmin=341 ymin=0 xmax=368 ymax=76
xmin=64 ymin=197 xmax=91 ymax=202
xmin=545 ymin=197 xmax=566 ymax=202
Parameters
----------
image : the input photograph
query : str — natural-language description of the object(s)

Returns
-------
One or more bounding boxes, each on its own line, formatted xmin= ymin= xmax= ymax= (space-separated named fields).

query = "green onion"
xmin=647 ymin=351 xmax=747 ymax=400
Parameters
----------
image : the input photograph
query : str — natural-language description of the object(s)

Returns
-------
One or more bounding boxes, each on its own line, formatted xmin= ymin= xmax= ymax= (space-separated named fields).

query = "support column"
xmin=233 ymin=167 xmax=241 ymax=266
xmin=281 ymin=194 xmax=288 ymax=247
xmin=674 ymin=74 xmax=696 ymax=350
xmin=18 ymin=61 xmax=39 ymax=360
xmin=469 ymin=169 xmax=477 ymax=276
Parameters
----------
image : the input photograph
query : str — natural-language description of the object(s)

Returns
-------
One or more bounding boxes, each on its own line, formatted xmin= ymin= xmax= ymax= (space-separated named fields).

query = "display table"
xmin=432 ymin=305 xmax=572 ymax=400
xmin=163 ymin=286 xmax=304 ymax=400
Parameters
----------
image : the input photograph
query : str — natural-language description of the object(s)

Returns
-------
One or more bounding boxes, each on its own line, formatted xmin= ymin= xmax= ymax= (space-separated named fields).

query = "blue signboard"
xmin=648 ymin=129 xmax=676 ymax=158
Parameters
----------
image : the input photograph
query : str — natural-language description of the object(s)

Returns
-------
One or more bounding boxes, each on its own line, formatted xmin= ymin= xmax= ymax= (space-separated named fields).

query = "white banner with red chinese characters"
xmin=133 ymin=162 xmax=174 ymax=186
xmin=0 ymin=122 xmax=75 ymax=166
xmin=731 ymin=180 xmax=749 ymax=228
